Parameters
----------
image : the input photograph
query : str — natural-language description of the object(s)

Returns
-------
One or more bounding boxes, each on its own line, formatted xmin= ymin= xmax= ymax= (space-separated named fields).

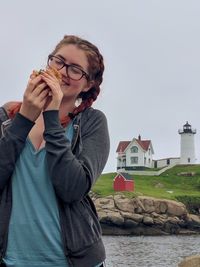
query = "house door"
xmin=154 ymin=161 xmax=157 ymax=168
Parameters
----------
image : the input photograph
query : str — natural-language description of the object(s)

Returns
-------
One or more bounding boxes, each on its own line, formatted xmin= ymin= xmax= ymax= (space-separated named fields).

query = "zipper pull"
xmin=1 ymin=119 xmax=11 ymax=137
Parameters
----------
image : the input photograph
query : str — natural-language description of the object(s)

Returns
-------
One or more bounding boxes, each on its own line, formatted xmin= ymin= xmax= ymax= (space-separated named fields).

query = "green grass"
xmin=92 ymin=165 xmax=200 ymax=200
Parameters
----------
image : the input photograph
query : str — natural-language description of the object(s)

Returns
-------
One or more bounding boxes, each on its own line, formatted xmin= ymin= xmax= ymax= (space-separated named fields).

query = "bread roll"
xmin=30 ymin=68 xmax=62 ymax=96
xmin=31 ymin=68 xmax=62 ymax=83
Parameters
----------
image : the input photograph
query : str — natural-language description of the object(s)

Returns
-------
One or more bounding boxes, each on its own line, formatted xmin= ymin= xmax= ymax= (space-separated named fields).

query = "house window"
xmin=131 ymin=146 xmax=138 ymax=153
xmin=148 ymin=148 xmax=151 ymax=155
xmin=144 ymin=157 xmax=146 ymax=165
xmin=131 ymin=157 xmax=138 ymax=164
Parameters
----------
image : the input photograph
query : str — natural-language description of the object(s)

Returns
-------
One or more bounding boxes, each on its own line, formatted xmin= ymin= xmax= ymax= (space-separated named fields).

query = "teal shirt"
xmin=3 ymin=123 xmax=74 ymax=267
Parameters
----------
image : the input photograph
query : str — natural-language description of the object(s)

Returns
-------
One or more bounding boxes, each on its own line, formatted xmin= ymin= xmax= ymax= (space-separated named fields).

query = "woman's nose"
xmin=59 ymin=66 xmax=71 ymax=83
xmin=59 ymin=66 xmax=68 ymax=77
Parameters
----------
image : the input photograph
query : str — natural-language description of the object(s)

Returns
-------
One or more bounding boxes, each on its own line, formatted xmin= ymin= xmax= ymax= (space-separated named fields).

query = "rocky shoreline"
xmin=92 ymin=194 xmax=200 ymax=235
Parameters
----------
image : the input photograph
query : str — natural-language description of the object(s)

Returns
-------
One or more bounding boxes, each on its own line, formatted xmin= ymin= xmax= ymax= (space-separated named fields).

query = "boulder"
xmin=94 ymin=197 xmax=115 ymax=211
xmin=143 ymin=216 xmax=154 ymax=225
xmin=166 ymin=200 xmax=187 ymax=216
xmin=153 ymin=217 xmax=166 ymax=226
xmin=120 ymin=211 xmax=143 ymax=223
xmin=98 ymin=210 xmax=109 ymax=222
xmin=166 ymin=216 xmax=181 ymax=224
xmin=132 ymin=197 xmax=145 ymax=213
xmin=124 ymin=219 xmax=139 ymax=228
xmin=187 ymin=214 xmax=200 ymax=224
xmin=99 ymin=210 xmax=124 ymax=226
xmin=142 ymin=197 xmax=156 ymax=213
xmin=178 ymin=255 xmax=200 ymax=267
xmin=159 ymin=201 xmax=168 ymax=214
xmin=186 ymin=214 xmax=200 ymax=229
xmin=114 ymin=195 xmax=134 ymax=212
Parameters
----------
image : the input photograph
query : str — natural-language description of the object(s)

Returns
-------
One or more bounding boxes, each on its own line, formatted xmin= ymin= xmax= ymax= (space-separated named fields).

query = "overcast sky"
xmin=0 ymin=0 xmax=200 ymax=173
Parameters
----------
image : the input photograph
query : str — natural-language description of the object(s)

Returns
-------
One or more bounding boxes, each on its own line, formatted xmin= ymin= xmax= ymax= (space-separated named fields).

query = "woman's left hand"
xmin=41 ymin=70 xmax=63 ymax=111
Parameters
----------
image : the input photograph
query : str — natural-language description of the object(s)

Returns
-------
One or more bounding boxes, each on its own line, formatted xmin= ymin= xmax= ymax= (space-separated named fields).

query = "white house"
xmin=116 ymin=135 xmax=154 ymax=170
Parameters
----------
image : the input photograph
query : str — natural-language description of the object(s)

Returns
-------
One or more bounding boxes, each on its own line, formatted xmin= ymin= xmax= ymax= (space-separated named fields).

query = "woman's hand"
xmin=41 ymin=70 xmax=63 ymax=111
xmin=19 ymin=74 xmax=50 ymax=122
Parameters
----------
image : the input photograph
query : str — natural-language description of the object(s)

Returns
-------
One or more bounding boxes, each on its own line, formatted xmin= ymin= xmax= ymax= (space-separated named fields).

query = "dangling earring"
xmin=75 ymin=98 xmax=82 ymax=107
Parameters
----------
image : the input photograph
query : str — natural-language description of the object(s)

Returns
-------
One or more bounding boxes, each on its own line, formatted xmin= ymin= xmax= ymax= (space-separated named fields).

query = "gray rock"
xmin=143 ymin=216 xmax=154 ymax=225
xmin=178 ymin=255 xmax=200 ymax=267
xmin=114 ymin=195 xmax=134 ymax=212
xmin=166 ymin=200 xmax=187 ymax=216
xmin=120 ymin=211 xmax=143 ymax=223
xmin=187 ymin=214 xmax=200 ymax=225
xmin=159 ymin=201 xmax=168 ymax=213
xmin=153 ymin=217 xmax=166 ymax=226
xmin=124 ymin=219 xmax=139 ymax=228
xmin=107 ymin=211 xmax=124 ymax=226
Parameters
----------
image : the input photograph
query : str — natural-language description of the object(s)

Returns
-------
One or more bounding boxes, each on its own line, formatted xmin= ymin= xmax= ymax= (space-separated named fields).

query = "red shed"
xmin=113 ymin=172 xmax=134 ymax=192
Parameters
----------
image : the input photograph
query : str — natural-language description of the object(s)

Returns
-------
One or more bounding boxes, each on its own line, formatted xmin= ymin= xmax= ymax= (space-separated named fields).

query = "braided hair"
xmin=8 ymin=35 xmax=105 ymax=127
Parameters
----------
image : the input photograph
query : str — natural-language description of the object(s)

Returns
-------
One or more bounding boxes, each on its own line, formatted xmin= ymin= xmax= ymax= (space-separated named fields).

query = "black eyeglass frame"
xmin=47 ymin=55 xmax=90 ymax=81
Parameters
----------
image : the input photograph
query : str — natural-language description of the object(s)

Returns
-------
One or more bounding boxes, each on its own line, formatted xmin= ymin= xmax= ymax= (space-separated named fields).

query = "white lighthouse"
xmin=178 ymin=122 xmax=196 ymax=164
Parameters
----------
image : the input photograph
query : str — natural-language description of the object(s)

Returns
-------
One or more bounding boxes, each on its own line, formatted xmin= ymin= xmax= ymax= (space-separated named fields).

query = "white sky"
xmin=0 ymin=0 xmax=200 ymax=173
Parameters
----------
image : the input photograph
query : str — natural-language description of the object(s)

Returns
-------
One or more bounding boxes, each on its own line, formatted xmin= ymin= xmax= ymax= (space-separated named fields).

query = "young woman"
xmin=0 ymin=35 xmax=110 ymax=267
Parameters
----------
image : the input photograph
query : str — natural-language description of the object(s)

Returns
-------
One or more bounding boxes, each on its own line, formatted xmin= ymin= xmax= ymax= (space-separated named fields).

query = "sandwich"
xmin=31 ymin=68 xmax=62 ymax=84
xmin=30 ymin=68 xmax=62 ymax=96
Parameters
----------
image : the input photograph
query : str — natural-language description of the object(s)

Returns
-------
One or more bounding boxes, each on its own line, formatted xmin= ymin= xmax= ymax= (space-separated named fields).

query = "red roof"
xmin=115 ymin=172 xmax=133 ymax=181
xmin=137 ymin=139 xmax=151 ymax=151
xmin=116 ymin=141 xmax=130 ymax=152
xmin=116 ymin=139 xmax=151 ymax=152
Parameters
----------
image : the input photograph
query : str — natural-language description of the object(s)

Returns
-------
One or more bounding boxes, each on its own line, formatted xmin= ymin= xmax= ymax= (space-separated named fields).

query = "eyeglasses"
xmin=47 ymin=55 xmax=90 ymax=81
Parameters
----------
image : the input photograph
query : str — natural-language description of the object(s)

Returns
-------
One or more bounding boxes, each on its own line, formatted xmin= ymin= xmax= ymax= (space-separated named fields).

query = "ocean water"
xmin=102 ymin=235 xmax=200 ymax=267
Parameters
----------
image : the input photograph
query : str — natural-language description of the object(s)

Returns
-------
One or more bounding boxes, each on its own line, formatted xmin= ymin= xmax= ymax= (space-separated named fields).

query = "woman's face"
xmin=52 ymin=44 xmax=92 ymax=101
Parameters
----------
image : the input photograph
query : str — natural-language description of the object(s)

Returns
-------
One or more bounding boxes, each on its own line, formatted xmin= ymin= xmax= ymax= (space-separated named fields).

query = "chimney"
xmin=138 ymin=134 xmax=141 ymax=140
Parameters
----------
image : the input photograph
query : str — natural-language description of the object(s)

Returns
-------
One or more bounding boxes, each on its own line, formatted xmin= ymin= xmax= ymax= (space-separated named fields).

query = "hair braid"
xmin=60 ymin=98 xmax=93 ymax=126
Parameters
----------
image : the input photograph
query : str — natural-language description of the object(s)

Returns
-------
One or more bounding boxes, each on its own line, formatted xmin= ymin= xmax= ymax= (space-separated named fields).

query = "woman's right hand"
xmin=19 ymin=74 xmax=49 ymax=122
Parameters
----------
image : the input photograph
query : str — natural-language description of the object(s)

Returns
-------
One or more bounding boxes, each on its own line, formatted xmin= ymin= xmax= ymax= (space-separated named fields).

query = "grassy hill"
xmin=92 ymin=165 xmax=200 ymax=201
